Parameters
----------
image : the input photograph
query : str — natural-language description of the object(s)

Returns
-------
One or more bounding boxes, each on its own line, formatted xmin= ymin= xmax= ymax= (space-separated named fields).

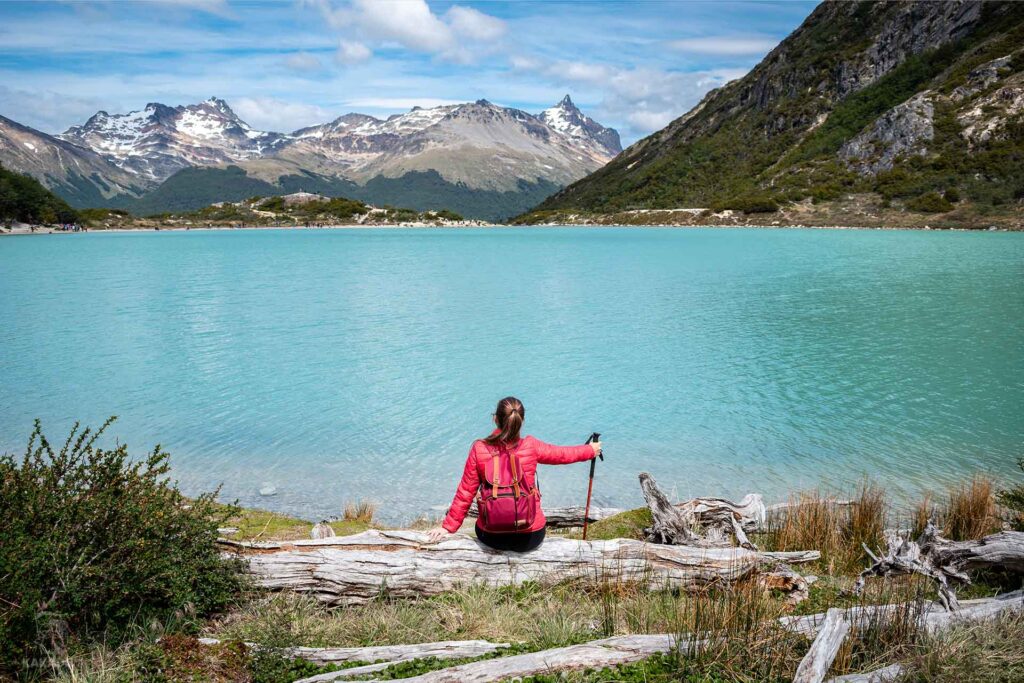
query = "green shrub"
xmin=906 ymin=192 xmax=955 ymax=213
xmin=433 ymin=209 xmax=464 ymax=221
xmin=943 ymin=187 xmax=961 ymax=203
xmin=712 ymin=195 xmax=779 ymax=214
xmin=0 ymin=418 xmax=243 ymax=676
xmin=259 ymin=196 xmax=286 ymax=212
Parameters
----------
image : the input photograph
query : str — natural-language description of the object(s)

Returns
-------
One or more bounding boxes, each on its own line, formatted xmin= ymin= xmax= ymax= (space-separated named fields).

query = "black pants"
xmin=475 ymin=525 xmax=546 ymax=552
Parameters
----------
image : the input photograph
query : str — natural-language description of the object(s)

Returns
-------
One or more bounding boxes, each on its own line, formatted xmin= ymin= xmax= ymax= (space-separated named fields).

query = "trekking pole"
xmin=582 ymin=432 xmax=602 ymax=541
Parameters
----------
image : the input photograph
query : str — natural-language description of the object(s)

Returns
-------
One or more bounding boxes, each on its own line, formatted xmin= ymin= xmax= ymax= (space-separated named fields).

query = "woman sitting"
xmin=427 ymin=396 xmax=601 ymax=552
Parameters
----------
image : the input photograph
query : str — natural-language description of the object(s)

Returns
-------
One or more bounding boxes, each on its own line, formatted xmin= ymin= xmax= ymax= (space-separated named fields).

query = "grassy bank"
xmin=3 ymin=420 xmax=1023 ymax=682
xmin=515 ymin=194 xmax=1024 ymax=231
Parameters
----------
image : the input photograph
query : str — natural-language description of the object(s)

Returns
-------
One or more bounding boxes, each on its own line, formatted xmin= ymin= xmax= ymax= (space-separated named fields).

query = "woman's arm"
xmin=533 ymin=437 xmax=600 ymax=465
xmin=440 ymin=447 xmax=481 ymax=533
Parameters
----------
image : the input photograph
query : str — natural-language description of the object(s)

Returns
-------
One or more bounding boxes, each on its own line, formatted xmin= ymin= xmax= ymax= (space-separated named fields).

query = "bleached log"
xmin=640 ymin=472 xmax=758 ymax=549
xmin=855 ymin=523 xmax=1024 ymax=610
xmin=640 ymin=472 xmax=703 ymax=544
xmin=780 ymin=589 xmax=1024 ymax=638
xmin=227 ymin=529 xmax=819 ymax=605
xmin=760 ymin=566 xmax=814 ymax=606
xmin=288 ymin=639 xmax=508 ymax=666
xmin=464 ymin=501 xmax=625 ymax=528
xmin=196 ymin=638 xmax=506 ymax=678
xmin=793 ymin=608 xmax=850 ymax=683
xmin=341 ymin=634 xmax=691 ymax=683
xmin=826 ymin=664 xmax=903 ymax=682
xmin=678 ymin=493 xmax=766 ymax=532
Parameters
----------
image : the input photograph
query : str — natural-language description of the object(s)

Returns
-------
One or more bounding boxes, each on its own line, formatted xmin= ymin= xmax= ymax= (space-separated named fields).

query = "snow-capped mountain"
xmin=59 ymin=97 xmax=286 ymax=181
xmin=1 ymin=95 xmax=620 ymax=219
xmin=538 ymin=95 xmax=621 ymax=159
xmin=274 ymin=98 xmax=618 ymax=192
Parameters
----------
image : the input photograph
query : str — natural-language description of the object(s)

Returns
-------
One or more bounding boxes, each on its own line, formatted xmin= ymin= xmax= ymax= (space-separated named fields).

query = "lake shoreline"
xmin=2 ymin=221 xmax=1021 ymax=236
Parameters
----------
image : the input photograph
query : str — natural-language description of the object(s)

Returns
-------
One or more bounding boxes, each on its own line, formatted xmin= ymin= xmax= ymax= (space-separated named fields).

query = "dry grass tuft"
xmin=945 ymin=476 xmax=1000 ymax=541
xmin=343 ymin=499 xmax=377 ymax=524
xmin=766 ymin=482 xmax=886 ymax=575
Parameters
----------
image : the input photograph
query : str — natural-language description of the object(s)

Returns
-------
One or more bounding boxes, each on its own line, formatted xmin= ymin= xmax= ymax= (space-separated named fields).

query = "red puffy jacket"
xmin=441 ymin=435 xmax=596 ymax=533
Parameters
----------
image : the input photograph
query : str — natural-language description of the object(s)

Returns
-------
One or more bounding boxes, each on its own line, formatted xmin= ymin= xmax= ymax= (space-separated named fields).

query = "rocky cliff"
xmin=528 ymin=0 xmax=1024 ymax=222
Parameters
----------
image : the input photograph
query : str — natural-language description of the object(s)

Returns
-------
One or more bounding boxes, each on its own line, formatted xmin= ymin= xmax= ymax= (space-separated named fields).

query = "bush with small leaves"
xmin=0 ymin=418 xmax=244 ymax=677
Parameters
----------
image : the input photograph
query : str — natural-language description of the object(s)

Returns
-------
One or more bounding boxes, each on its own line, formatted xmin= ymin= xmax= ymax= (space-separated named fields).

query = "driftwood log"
xmin=325 ymin=591 xmax=1024 ymax=683
xmin=196 ymin=638 xmax=507 ymax=679
xmin=639 ymin=472 xmax=760 ymax=549
xmin=226 ymin=529 xmax=819 ymax=605
xmin=826 ymin=665 xmax=903 ymax=683
xmin=855 ymin=522 xmax=1024 ymax=610
xmin=305 ymin=634 xmax=692 ymax=683
xmin=793 ymin=608 xmax=850 ymax=683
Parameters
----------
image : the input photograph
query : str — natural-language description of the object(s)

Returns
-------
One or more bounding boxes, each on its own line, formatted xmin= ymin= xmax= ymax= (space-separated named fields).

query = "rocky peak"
xmin=538 ymin=95 xmax=622 ymax=158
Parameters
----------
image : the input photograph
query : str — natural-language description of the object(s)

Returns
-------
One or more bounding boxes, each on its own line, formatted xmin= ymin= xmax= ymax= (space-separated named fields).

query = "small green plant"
xmin=0 ymin=418 xmax=244 ymax=676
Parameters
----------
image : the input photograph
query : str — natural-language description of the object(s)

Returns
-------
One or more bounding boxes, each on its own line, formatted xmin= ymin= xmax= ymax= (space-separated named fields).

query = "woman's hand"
xmin=425 ymin=526 xmax=454 ymax=543
xmin=590 ymin=440 xmax=602 ymax=457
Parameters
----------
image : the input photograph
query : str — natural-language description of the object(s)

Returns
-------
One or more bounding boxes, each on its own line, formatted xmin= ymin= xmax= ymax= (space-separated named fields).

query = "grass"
xmin=569 ymin=507 xmax=652 ymax=540
xmin=762 ymin=483 xmax=887 ymax=575
xmin=215 ymin=498 xmax=378 ymax=542
xmin=945 ymin=476 xmax=1001 ymax=541
xmin=36 ymin=471 xmax=1024 ymax=682
xmin=896 ymin=611 xmax=1024 ymax=682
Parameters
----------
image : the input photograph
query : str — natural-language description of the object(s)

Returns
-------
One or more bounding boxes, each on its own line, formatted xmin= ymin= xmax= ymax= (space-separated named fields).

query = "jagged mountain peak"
xmin=538 ymin=95 xmax=622 ymax=157
xmin=58 ymin=97 xmax=285 ymax=181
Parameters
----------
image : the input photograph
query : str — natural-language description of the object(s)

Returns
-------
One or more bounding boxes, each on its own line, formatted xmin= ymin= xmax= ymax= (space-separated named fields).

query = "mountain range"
xmin=527 ymin=0 xmax=1024 ymax=223
xmin=0 ymin=96 xmax=620 ymax=221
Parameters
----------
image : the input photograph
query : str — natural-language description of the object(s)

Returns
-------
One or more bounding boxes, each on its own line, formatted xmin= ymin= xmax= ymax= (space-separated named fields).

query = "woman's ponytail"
xmin=484 ymin=396 xmax=524 ymax=445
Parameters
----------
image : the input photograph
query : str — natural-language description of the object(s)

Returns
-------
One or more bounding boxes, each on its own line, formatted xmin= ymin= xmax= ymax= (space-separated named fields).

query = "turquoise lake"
xmin=1 ymin=227 xmax=1022 ymax=522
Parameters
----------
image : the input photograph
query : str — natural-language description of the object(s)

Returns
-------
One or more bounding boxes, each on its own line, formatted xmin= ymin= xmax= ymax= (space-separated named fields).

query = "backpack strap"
xmin=491 ymin=453 xmax=499 ymax=499
xmin=507 ymin=444 xmax=522 ymax=499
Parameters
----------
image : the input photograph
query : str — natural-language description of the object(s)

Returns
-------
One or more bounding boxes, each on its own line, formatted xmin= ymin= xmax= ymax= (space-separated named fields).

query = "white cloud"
xmin=0 ymin=85 xmax=107 ymax=134
xmin=446 ymin=6 xmax=506 ymax=41
xmin=336 ymin=40 xmax=371 ymax=64
xmin=669 ymin=36 xmax=779 ymax=56
xmin=310 ymin=0 xmax=505 ymax=63
xmin=284 ymin=52 xmax=323 ymax=72
xmin=230 ymin=97 xmax=333 ymax=132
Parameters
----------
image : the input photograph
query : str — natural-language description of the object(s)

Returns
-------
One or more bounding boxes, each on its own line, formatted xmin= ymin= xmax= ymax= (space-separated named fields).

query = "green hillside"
xmin=523 ymin=1 xmax=1024 ymax=222
xmin=0 ymin=163 xmax=78 ymax=226
xmin=115 ymin=166 xmax=558 ymax=222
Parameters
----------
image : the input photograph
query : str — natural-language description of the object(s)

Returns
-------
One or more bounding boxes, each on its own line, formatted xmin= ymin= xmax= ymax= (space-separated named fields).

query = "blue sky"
xmin=0 ymin=0 xmax=819 ymax=145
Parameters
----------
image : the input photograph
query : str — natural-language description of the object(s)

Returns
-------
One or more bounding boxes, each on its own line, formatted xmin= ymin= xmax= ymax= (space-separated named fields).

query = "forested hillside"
xmin=0 ymin=164 xmax=78 ymax=226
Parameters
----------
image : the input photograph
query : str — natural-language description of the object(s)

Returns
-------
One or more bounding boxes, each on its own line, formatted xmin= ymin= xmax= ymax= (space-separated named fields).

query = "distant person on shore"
xmin=427 ymin=396 xmax=601 ymax=551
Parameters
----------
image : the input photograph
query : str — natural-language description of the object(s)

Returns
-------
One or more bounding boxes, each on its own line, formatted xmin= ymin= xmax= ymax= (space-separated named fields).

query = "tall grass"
xmin=945 ymin=476 xmax=1000 ymax=541
xmin=343 ymin=499 xmax=377 ymax=524
xmin=764 ymin=482 xmax=886 ymax=574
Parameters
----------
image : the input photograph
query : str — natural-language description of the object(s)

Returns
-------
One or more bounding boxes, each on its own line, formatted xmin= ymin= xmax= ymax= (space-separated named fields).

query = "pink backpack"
xmin=476 ymin=442 xmax=539 ymax=533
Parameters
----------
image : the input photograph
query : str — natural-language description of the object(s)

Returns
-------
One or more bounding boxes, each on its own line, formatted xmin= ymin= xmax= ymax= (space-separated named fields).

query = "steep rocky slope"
xmin=527 ymin=0 xmax=1024 ymax=223
xmin=0 ymin=116 xmax=145 ymax=206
